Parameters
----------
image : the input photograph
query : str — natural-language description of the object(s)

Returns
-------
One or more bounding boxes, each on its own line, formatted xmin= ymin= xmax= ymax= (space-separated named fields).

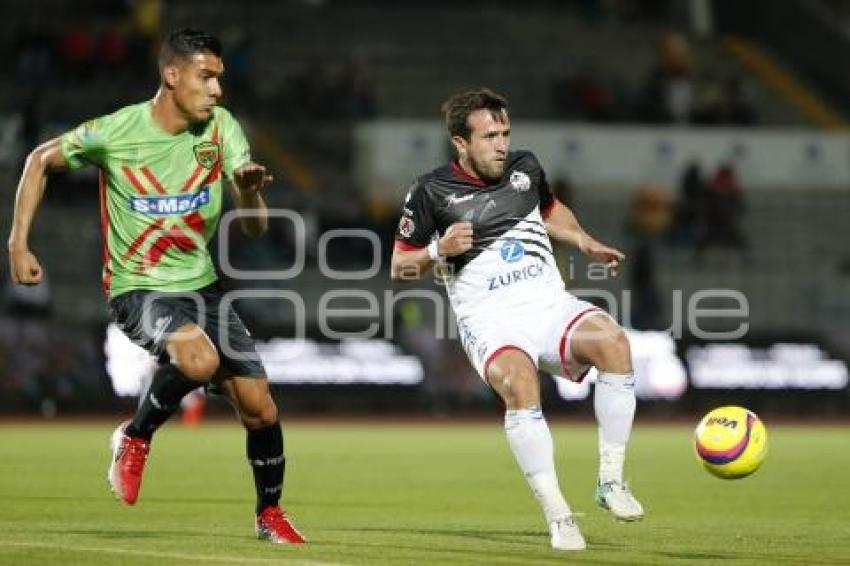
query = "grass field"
xmin=0 ymin=421 xmax=848 ymax=565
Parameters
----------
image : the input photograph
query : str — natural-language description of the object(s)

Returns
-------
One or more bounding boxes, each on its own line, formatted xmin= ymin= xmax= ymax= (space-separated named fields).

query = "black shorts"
xmin=108 ymin=283 xmax=266 ymax=379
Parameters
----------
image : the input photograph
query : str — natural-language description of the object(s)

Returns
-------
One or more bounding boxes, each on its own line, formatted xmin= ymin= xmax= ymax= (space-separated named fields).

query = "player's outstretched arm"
xmin=391 ymin=221 xmax=473 ymax=282
xmin=544 ymin=200 xmax=625 ymax=269
xmin=230 ymin=162 xmax=272 ymax=238
xmin=390 ymin=245 xmax=433 ymax=282
xmin=8 ymin=137 xmax=68 ymax=285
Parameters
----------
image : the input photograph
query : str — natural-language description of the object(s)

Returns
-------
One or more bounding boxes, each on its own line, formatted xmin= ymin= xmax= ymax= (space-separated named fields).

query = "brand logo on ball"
xmin=500 ymin=239 xmax=525 ymax=263
xmin=509 ymin=170 xmax=531 ymax=192
xmin=193 ymin=141 xmax=220 ymax=169
xmin=694 ymin=406 xmax=768 ymax=479
xmin=706 ymin=416 xmax=738 ymax=429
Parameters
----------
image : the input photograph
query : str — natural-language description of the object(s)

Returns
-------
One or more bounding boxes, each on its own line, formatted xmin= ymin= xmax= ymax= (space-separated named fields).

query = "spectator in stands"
xmin=223 ymin=27 xmax=256 ymax=109
xmin=693 ymin=73 xmax=759 ymax=126
xmin=125 ymin=0 xmax=161 ymax=69
xmin=59 ymin=26 xmax=96 ymax=80
xmin=130 ymin=0 xmax=162 ymax=41
xmin=291 ymin=57 xmax=335 ymax=120
xmin=552 ymin=68 xmax=616 ymax=122
xmin=724 ymin=76 xmax=758 ymax=125
xmin=335 ymin=54 xmax=378 ymax=120
xmin=626 ymin=185 xmax=673 ymax=329
xmin=13 ymin=22 xmax=55 ymax=85
xmin=98 ymin=27 xmax=129 ymax=70
xmin=692 ymin=71 xmax=726 ymax=125
xmin=641 ymin=32 xmax=694 ymax=124
xmin=670 ymin=159 xmax=708 ymax=246
xmin=699 ymin=163 xmax=747 ymax=253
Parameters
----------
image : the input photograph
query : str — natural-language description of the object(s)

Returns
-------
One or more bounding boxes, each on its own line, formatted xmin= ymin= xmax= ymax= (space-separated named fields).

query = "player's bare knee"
xmin=597 ymin=328 xmax=632 ymax=374
xmin=233 ymin=384 xmax=278 ymax=428
xmin=180 ymin=348 xmax=220 ymax=381
xmin=256 ymin=401 xmax=279 ymax=428
xmin=167 ymin=329 xmax=220 ymax=381
xmin=499 ymin=368 xmax=538 ymax=409
xmin=241 ymin=401 xmax=278 ymax=430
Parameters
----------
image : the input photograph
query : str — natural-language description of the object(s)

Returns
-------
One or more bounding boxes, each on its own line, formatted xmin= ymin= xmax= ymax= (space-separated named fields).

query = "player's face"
xmin=171 ymin=51 xmax=224 ymax=123
xmin=459 ymin=109 xmax=511 ymax=182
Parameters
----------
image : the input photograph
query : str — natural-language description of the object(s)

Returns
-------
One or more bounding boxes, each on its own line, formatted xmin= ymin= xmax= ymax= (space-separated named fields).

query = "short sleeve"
xmin=60 ymin=117 xmax=109 ymax=169
xmin=531 ymin=153 xmax=556 ymax=216
xmin=218 ymin=108 xmax=251 ymax=179
xmin=395 ymin=182 xmax=437 ymax=249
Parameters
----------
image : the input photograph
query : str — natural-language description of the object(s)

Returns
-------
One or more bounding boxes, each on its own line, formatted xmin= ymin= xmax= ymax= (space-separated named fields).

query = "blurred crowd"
xmin=0 ymin=2 xmax=782 ymax=413
xmin=0 ymin=278 xmax=106 ymax=414
xmin=10 ymin=0 xmax=160 ymax=87
xmin=625 ymin=160 xmax=748 ymax=329
xmin=552 ymin=32 xmax=758 ymax=125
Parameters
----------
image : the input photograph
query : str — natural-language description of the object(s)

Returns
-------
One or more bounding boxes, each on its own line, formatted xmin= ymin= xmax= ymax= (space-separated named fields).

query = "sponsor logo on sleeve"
xmin=398 ymin=216 xmax=415 ymax=238
xmin=80 ymin=119 xmax=99 ymax=141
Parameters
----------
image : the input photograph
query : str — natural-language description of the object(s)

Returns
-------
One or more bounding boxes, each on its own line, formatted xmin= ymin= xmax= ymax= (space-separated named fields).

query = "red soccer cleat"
xmin=256 ymin=506 xmax=307 ymax=544
xmin=107 ymin=420 xmax=150 ymax=505
xmin=180 ymin=390 xmax=205 ymax=427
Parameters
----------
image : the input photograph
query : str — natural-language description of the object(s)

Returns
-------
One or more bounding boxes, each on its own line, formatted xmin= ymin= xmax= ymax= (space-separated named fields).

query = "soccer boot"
xmin=107 ymin=420 xmax=150 ymax=505
xmin=595 ymin=480 xmax=644 ymax=521
xmin=256 ymin=506 xmax=307 ymax=544
xmin=549 ymin=515 xmax=586 ymax=551
xmin=181 ymin=390 xmax=206 ymax=427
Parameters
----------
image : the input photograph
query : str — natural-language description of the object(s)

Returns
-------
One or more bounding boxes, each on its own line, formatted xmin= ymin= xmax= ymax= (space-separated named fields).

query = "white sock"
xmin=594 ymin=372 xmax=636 ymax=484
xmin=504 ymin=407 xmax=572 ymax=523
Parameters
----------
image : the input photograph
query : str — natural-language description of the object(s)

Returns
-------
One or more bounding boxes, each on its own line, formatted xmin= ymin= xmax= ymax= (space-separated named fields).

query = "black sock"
xmin=247 ymin=423 xmax=285 ymax=514
xmin=126 ymin=365 xmax=200 ymax=441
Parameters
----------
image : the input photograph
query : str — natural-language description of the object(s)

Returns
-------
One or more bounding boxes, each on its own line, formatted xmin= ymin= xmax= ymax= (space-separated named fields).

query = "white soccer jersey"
xmin=443 ymin=205 xmax=566 ymax=320
xmin=394 ymin=151 xmax=608 ymax=382
xmin=394 ymin=151 xmax=564 ymax=319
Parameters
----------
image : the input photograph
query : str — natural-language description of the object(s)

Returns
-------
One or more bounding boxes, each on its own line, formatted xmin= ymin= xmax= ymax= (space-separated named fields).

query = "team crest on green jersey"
xmin=193 ymin=141 xmax=220 ymax=169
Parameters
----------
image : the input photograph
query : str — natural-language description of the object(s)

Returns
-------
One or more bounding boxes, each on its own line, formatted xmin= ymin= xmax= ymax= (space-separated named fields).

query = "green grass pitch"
xmin=0 ymin=421 xmax=848 ymax=565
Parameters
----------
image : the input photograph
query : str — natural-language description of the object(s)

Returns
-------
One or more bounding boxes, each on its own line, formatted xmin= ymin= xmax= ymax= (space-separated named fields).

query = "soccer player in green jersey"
xmin=7 ymin=29 xmax=305 ymax=544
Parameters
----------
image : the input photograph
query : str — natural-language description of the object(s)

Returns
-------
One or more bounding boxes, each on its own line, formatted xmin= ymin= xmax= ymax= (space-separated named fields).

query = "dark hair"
xmin=441 ymin=88 xmax=508 ymax=140
xmin=158 ymin=28 xmax=223 ymax=70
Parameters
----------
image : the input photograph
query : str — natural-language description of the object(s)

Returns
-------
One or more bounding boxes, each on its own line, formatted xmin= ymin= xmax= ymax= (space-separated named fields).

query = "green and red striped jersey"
xmin=61 ymin=101 xmax=251 ymax=297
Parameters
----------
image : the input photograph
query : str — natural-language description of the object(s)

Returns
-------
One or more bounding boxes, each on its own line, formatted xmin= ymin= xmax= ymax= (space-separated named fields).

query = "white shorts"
xmin=457 ymin=292 xmax=613 ymax=383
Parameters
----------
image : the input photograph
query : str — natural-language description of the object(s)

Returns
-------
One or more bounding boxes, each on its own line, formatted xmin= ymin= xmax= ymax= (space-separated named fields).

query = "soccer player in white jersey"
xmin=391 ymin=88 xmax=644 ymax=551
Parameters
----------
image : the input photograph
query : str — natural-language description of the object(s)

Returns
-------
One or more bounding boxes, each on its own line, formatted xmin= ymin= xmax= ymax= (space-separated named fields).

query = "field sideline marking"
xmin=0 ymin=539 xmax=344 ymax=565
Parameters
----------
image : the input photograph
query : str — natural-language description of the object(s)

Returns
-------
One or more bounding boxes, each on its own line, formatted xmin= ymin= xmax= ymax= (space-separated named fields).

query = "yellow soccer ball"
xmin=694 ymin=406 xmax=768 ymax=479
